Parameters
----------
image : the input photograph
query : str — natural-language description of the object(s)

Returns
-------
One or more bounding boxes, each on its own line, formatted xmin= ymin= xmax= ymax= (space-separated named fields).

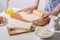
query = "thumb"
xmin=42 ymin=14 xmax=48 ymax=19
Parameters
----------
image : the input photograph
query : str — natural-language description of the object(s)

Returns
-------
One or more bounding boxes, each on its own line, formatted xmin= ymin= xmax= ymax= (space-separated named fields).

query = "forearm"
xmin=51 ymin=3 xmax=60 ymax=16
xmin=34 ymin=0 xmax=40 ymax=7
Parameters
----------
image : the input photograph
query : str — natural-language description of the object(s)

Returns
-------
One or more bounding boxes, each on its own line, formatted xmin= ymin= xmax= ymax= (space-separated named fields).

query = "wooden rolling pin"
xmin=32 ymin=10 xmax=44 ymax=17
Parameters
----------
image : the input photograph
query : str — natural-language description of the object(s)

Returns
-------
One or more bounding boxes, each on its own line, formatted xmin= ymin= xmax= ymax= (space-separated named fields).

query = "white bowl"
xmin=0 ymin=17 xmax=7 ymax=26
xmin=35 ymin=27 xmax=54 ymax=38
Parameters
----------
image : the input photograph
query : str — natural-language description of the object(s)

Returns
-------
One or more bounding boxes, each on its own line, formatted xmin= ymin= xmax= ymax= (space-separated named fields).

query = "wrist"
xmin=51 ymin=11 xmax=57 ymax=16
xmin=33 ymin=4 xmax=38 ymax=9
xmin=31 ymin=5 xmax=38 ymax=10
xmin=47 ymin=11 xmax=57 ymax=16
xmin=46 ymin=11 xmax=51 ymax=16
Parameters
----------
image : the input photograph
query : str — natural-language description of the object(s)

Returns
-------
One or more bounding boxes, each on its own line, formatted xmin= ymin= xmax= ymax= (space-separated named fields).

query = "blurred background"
xmin=0 ymin=0 xmax=46 ymax=12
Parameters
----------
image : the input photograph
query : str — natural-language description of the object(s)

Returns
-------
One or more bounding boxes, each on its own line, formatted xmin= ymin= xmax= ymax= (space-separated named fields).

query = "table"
xmin=0 ymin=8 xmax=60 ymax=40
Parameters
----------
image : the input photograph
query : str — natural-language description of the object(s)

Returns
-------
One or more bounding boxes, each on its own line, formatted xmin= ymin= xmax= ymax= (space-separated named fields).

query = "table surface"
xmin=0 ymin=8 xmax=60 ymax=40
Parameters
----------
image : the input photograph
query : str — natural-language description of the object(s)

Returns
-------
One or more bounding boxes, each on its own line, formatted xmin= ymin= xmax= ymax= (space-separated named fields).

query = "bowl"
xmin=35 ymin=27 xmax=54 ymax=38
xmin=0 ymin=16 xmax=7 ymax=26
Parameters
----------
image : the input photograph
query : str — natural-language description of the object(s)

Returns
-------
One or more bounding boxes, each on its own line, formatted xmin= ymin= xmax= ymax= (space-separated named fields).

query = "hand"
xmin=42 ymin=12 xmax=51 ymax=21
xmin=33 ymin=17 xmax=50 ymax=26
xmin=17 ymin=5 xmax=38 ymax=14
xmin=32 ymin=11 xmax=51 ymax=26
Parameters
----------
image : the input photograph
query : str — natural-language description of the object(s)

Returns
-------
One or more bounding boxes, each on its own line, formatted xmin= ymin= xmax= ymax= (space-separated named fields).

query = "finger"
xmin=43 ymin=17 xmax=50 ymax=21
xmin=27 ymin=9 xmax=33 ymax=14
xmin=42 ymin=13 xmax=45 ymax=17
xmin=19 ymin=8 xmax=27 ymax=12
xmin=23 ymin=9 xmax=28 ymax=12
xmin=27 ymin=10 xmax=31 ymax=14
xmin=42 ymin=16 xmax=47 ymax=19
xmin=24 ymin=8 xmax=32 ymax=14
xmin=43 ymin=14 xmax=49 ymax=19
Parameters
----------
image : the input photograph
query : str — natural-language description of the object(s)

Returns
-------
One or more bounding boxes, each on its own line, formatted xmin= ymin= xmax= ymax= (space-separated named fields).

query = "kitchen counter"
xmin=0 ymin=8 xmax=60 ymax=40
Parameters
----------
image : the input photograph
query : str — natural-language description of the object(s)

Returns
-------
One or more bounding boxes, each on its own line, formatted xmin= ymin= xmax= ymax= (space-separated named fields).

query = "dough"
xmin=8 ymin=20 xmax=32 ymax=30
xmin=11 ymin=10 xmax=49 ymax=26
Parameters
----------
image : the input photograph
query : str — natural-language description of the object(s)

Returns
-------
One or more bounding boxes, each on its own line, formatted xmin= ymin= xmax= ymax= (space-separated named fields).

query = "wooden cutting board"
xmin=7 ymin=26 xmax=34 ymax=36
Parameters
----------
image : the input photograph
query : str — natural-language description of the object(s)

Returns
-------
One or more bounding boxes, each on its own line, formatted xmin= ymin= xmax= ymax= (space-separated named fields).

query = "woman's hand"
xmin=17 ymin=5 xmax=38 ymax=14
xmin=42 ymin=11 xmax=51 ymax=21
